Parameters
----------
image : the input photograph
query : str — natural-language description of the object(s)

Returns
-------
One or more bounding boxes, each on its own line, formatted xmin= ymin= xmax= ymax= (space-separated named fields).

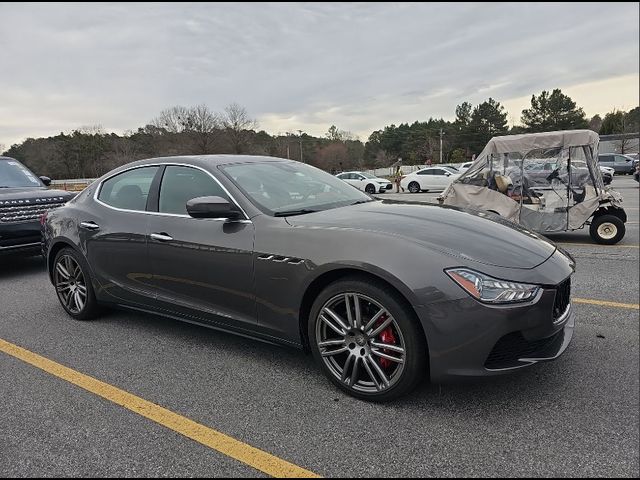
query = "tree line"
xmin=3 ymin=89 xmax=638 ymax=180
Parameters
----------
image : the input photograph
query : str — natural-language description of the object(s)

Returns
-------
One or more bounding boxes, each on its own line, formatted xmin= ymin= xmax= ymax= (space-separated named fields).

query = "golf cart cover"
xmin=440 ymin=130 xmax=617 ymax=232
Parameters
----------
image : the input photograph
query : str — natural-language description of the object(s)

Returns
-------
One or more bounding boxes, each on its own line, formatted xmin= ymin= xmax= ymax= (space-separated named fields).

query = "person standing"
xmin=394 ymin=165 xmax=404 ymax=193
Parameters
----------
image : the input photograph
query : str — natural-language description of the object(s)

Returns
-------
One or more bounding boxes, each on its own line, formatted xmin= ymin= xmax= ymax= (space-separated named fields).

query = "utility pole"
xmin=297 ymin=130 xmax=304 ymax=163
xmin=439 ymin=128 xmax=444 ymax=164
xmin=285 ymin=132 xmax=291 ymax=159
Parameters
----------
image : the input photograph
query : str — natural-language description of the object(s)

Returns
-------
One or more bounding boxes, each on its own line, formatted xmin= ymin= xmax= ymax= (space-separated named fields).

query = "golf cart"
xmin=439 ymin=130 xmax=627 ymax=244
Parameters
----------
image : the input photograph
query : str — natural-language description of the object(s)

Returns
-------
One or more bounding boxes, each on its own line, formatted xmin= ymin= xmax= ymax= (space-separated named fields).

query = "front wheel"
xmin=365 ymin=183 xmax=376 ymax=194
xmin=53 ymin=248 xmax=100 ymax=320
xmin=408 ymin=182 xmax=421 ymax=193
xmin=308 ymin=277 xmax=427 ymax=401
xmin=590 ymin=215 xmax=625 ymax=245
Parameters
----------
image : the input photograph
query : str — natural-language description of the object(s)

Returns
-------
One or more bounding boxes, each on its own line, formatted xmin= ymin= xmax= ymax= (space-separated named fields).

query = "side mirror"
xmin=186 ymin=196 xmax=243 ymax=219
xmin=40 ymin=176 xmax=52 ymax=186
xmin=445 ymin=172 xmax=451 ymax=177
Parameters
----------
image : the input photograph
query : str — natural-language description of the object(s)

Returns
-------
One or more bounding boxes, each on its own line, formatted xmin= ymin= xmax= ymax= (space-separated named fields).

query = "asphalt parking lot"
xmin=1 ymin=177 xmax=638 ymax=477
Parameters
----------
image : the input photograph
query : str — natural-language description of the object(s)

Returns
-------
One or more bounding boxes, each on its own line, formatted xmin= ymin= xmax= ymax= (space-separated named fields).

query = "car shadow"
xmin=0 ymin=255 xmax=47 ymax=279
xmin=94 ymin=306 xmax=556 ymax=410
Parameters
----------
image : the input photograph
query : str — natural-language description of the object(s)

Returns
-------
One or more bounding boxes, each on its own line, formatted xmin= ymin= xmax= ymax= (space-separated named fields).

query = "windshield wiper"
xmin=273 ymin=208 xmax=319 ymax=217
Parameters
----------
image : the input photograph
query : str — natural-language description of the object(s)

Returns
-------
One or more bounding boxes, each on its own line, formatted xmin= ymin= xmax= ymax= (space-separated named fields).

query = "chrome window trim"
xmin=93 ymin=162 xmax=251 ymax=222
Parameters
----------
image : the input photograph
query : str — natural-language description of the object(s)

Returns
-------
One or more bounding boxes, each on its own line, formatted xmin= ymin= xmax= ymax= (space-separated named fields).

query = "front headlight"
xmin=445 ymin=268 xmax=539 ymax=304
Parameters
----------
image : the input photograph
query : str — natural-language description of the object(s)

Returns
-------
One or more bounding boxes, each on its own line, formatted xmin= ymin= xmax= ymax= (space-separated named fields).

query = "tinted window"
xmin=599 ymin=155 xmax=613 ymax=163
xmin=98 ymin=166 xmax=159 ymax=211
xmin=615 ymin=155 xmax=631 ymax=163
xmin=159 ymin=166 xmax=227 ymax=215
xmin=432 ymin=169 xmax=447 ymax=175
xmin=417 ymin=169 xmax=432 ymax=175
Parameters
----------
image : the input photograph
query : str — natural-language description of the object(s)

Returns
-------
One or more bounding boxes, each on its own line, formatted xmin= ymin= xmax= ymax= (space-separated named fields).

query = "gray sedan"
xmin=43 ymin=155 xmax=575 ymax=401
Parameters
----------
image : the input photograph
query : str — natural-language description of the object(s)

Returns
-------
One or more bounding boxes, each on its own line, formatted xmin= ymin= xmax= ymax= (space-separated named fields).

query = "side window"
xmin=159 ymin=166 xmax=228 ymax=215
xmin=417 ymin=169 xmax=431 ymax=176
xmin=599 ymin=155 xmax=613 ymax=163
xmin=337 ymin=173 xmax=346 ymax=179
xmin=432 ymin=169 xmax=447 ymax=175
xmin=615 ymin=155 xmax=630 ymax=163
xmin=98 ymin=166 xmax=159 ymax=211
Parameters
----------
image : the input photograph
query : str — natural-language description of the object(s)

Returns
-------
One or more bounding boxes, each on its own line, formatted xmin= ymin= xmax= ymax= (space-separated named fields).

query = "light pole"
xmin=439 ymin=128 xmax=444 ymax=164
xmin=297 ymin=130 xmax=304 ymax=163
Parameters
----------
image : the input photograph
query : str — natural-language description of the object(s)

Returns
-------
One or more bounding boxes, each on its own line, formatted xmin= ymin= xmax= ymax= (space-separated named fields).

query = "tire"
xmin=365 ymin=183 xmax=376 ymax=194
xmin=408 ymin=182 xmax=421 ymax=194
xmin=308 ymin=276 xmax=427 ymax=401
xmin=53 ymin=247 xmax=100 ymax=320
xmin=590 ymin=215 xmax=625 ymax=245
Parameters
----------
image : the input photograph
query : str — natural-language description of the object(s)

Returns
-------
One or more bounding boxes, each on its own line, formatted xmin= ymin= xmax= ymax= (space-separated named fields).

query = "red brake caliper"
xmin=375 ymin=315 xmax=397 ymax=369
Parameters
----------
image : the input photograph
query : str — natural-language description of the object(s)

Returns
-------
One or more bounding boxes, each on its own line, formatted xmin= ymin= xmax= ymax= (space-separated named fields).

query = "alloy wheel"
xmin=315 ymin=293 xmax=406 ymax=393
xmin=54 ymin=254 xmax=88 ymax=314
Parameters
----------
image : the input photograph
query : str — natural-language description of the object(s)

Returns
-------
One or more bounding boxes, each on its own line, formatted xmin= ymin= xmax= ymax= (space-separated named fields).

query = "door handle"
xmin=80 ymin=221 xmax=100 ymax=231
xmin=150 ymin=232 xmax=174 ymax=242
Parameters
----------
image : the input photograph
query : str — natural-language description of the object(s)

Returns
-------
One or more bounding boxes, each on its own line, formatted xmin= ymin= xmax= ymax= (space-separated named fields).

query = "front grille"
xmin=385 ymin=184 xmax=392 ymax=190
xmin=485 ymin=329 xmax=565 ymax=370
xmin=0 ymin=201 xmax=65 ymax=223
xmin=553 ymin=277 xmax=571 ymax=321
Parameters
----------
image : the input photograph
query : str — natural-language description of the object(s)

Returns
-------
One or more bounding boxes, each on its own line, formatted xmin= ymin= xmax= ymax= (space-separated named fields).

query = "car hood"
xmin=286 ymin=200 xmax=557 ymax=269
xmin=0 ymin=186 xmax=75 ymax=203
xmin=372 ymin=177 xmax=391 ymax=183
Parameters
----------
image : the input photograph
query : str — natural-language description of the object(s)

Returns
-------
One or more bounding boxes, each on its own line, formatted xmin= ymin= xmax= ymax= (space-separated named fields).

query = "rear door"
xmin=86 ymin=165 xmax=160 ymax=306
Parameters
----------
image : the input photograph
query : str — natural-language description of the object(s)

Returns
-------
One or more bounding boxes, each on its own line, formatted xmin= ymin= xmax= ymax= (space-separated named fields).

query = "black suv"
xmin=0 ymin=156 xmax=75 ymax=256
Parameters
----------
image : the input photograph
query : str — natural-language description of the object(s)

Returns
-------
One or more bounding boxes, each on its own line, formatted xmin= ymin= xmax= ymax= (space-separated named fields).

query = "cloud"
xmin=0 ymin=2 xmax=638 ymax=148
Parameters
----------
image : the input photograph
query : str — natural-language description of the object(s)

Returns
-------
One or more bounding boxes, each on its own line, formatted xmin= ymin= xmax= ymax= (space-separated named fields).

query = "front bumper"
xmin=378 ymin=184 xmax=392 ymax=193
xmin=416 ymin=283 xmax=575 ymax=382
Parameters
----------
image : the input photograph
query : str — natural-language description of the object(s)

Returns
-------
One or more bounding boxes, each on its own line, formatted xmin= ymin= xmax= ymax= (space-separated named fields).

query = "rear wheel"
xmin=53 ymin=248 xmax=100 ymax=320
xmin=365 ymin=183 xmax=376 ymax=194
xmin=308 ymin=277 xmax=427 ymax=401
xmin=408 ymin=182 xmax=421 ymax=193
xmin=590 ymin=215 xmax=625 ymax=245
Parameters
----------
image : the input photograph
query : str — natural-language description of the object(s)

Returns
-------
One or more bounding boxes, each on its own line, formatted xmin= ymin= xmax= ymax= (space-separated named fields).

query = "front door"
xmin=146 ymin=165 xmax=257 ymax=329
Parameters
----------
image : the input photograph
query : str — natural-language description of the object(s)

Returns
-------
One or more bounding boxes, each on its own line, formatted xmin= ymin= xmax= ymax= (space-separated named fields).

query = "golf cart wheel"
xmin=365 ymin=184 xmax=376 ymax=194
xmin=590 ymin=215 xmax=625 ymax=245
xmin=408 ymin=182 xmax=421 ymax=193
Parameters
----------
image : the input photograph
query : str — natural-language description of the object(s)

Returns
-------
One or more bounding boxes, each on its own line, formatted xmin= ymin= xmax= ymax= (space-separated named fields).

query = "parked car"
xmin=336 ymin=171 xmax=392 ymax=194
xmin=43 ymin=155 xmax=575 ymax=401
xmin=598 ymin=153 xmax=636 ymax=175
xmin=400 ymin=166 xmax=460 ymax=193
xmin=0 ymin=156 xmax=75 ymax=256
xmin=458 ymin=162 xmax=474 ymax=174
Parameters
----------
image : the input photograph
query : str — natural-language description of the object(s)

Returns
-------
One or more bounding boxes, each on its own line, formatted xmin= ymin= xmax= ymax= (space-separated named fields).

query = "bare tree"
xmin=152 ymin=106 xmax=192 ymax=133
xmin=221 ymin=103 xmax=258 ymax=154
xmin=189 ymin=104 xmax=222 ymax=154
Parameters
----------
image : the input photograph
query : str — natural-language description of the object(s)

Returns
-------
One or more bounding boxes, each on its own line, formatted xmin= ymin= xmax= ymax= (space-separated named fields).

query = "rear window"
xmin=98 ymin=166 xmax=159 ymax=211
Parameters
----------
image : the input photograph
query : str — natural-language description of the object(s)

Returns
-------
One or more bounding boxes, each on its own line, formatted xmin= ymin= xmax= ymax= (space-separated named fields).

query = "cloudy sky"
xmin=0 ymin=2 xmax=638 ymax=149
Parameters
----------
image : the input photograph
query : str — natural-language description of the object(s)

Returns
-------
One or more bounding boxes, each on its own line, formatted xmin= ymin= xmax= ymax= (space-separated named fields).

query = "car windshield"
xmin=0 ymin=160 xmax=43 ymax=188
xmin=222 ymin=161 xmax=374 ymax=216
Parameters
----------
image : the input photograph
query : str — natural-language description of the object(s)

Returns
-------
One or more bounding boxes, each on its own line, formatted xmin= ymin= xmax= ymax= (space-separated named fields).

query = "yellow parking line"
xmin=574 ymin=298 xmax=639 ymax=310
xmin=558 ymin=243 xmax=639 ymax=249
xmin=0 ymin=338 xmax=320 ymax=478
